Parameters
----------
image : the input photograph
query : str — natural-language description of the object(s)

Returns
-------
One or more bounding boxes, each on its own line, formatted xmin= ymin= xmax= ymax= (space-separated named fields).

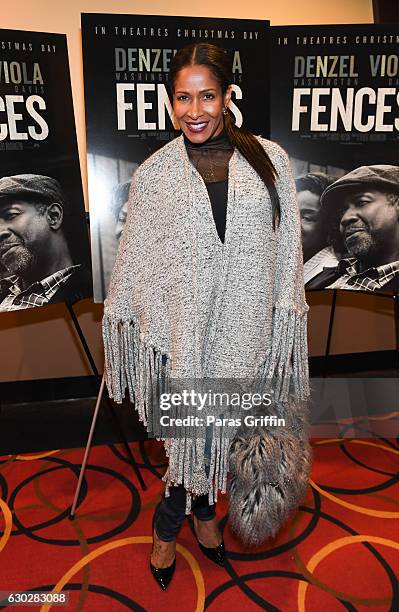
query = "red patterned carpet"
xmin=1 ymin=438 xmax=399 ymax=611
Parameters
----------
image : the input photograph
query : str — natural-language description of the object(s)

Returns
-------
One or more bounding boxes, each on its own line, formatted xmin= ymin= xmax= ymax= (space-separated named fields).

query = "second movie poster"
xmin=81 ymin=13 xmax=269 ymax=301
xmin=0 ymin=29 xmax=92 ymax=312
xmin=270 ymin=24 xmax=399 ymax=294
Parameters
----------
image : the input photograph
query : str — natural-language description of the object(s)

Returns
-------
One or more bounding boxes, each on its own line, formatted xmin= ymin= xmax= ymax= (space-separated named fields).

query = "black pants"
xmin=154 ymin=485 xmax=216 ymax=542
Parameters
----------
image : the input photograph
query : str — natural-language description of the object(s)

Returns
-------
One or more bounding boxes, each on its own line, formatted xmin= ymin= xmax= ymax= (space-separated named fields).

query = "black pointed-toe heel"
xmin=197 ymin=539 xmax=225 ymax=567
xmin=149 ymin=555 xmax=176 ymax=591
xmin=150 ymin=506 xmax=176 ymax=591
xmin=192 ymin=517 xmax=225 ymax=567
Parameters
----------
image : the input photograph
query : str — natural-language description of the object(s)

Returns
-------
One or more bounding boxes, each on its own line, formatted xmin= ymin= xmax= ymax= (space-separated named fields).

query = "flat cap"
xmin=0 ymin=174 xmax=68 ymax=209
xmin=321 ymin=165 xmax=399 ymax=210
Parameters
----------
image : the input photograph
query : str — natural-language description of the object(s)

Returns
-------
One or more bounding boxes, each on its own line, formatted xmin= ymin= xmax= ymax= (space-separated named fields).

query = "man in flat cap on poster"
xmin=306 ymin=165 xmax=399 ymax=293
xmin=0 ymin=174 xmax=91 ymax=311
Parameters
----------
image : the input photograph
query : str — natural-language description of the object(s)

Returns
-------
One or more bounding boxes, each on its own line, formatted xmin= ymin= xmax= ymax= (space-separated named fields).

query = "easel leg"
xmin=70 ymin=373 xmax=106 ymax=519
xmin=66 ymin=299 xmax=99 ymax=377
xmin=323 ymin=289 xmax=338 ymax=377
xmin=65 ymin=300 xmax=146 ymax=491
xmin=394 ymin=296 xmax=399 ymax=445
xmin=394 ymin=294 xmax=399 ymax=355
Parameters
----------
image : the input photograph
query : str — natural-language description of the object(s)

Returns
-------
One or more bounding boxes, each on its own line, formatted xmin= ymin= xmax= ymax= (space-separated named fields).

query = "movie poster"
xmin=270 ymin=24 xmax=399 ymax=294
xmin=0 ymin=30 xmax=92 ymax=312
xmin=82 ymin=13 xmax=269 ymax=302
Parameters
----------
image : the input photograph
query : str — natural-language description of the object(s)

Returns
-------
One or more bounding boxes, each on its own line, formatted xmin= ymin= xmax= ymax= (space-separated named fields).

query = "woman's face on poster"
xmin=297 ymin=189 xmax=325 ymax=256
xmin=115 ymin=200 xmax=128 ymax=242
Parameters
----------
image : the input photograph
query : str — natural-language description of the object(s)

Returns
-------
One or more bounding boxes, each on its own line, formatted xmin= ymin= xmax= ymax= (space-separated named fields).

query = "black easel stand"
xmin=322 ymin=289 xmax=338 ymax=377
xmin=394 ymin=294 xmax=399 ymax=354
xmin=66 ymin=299 xmax=146 ymax=520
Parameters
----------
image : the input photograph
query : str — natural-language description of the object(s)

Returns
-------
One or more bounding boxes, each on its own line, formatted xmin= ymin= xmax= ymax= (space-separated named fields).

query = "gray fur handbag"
xmin=228 ymin=400 xmax=312 ymax=547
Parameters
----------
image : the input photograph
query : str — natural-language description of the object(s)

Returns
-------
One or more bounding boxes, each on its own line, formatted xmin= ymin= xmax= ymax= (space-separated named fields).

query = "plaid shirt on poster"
xmin=326 ymin=257 xmax=399 ymax=291
xmin=0 ymin=264 xmax=81 ymax=312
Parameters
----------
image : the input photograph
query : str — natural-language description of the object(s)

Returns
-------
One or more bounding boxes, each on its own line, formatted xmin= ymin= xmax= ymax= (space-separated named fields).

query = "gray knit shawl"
xmin=102 ymin=133 xmax=310 ymax=512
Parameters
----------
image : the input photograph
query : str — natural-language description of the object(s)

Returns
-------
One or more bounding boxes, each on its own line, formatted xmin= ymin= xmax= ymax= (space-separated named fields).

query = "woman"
xmin=103 ymin=42 xmax=310 ymax=591
xmin=294 ymin=172 xmax=340 ymax=284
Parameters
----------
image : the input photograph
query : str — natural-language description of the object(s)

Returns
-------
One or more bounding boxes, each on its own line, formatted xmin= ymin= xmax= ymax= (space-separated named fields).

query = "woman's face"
xmin=115 ymin=200 xmax=128 ymax=242
xmin=173 ymin=64 xmax=231 ymax=144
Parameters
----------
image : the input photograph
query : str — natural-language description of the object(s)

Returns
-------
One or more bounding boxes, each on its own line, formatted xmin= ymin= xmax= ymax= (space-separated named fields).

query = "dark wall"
xmin=373 ymin=0 xmax=399 ymax=22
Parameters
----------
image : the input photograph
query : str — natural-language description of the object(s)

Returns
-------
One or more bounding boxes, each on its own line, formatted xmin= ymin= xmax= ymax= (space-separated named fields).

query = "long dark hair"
xmin=169 ymin=42 xmax=280 ymax=228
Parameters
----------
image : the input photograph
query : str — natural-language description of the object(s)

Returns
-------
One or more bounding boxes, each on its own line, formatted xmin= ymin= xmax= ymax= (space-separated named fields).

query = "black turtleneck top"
xmin=184 ymin=129 xmax=234 ymax=244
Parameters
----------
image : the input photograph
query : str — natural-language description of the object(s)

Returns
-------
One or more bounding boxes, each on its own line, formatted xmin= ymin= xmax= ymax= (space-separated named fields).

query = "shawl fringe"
xmin=103 ymin=315 xmax=232 ymax=514
xmin=161 ymin=429 xmax=232 ymax=514
xmin=103 ymin=303 xmax=310 ymax=520
xmin=102 ymin=315 xmax=171 ymax=426
xmin=257 ymin=303 xmax=310 ymax=403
